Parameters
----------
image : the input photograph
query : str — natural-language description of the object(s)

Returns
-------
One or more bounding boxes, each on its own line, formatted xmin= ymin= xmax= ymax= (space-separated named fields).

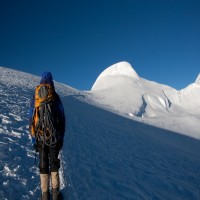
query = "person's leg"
xmin=38 ymin=144 xmax=50 ymax=200
xmin=51 ymin=171 xmax=60 ymax=189
xmin=40 ymin=174 xmax=50 ymax=200
xmin=49 ymin=144 xmax=60 ymax=173
xmin=49 ymin=145 xmax=61 ymax=200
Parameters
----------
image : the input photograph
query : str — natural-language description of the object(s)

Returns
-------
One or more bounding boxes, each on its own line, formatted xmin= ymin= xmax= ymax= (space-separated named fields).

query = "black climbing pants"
xmin=38 ymin=142 xmax=60 ymax=174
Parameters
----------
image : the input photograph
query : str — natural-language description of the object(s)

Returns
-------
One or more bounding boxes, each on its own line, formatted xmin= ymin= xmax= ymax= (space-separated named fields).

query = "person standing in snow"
xmin=29 ymin=72 xmax=65 ymax=200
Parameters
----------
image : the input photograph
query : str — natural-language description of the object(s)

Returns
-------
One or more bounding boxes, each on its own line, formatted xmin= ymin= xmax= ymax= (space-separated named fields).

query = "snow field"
xmin=1 ymin=66 xmax=200 ymax=200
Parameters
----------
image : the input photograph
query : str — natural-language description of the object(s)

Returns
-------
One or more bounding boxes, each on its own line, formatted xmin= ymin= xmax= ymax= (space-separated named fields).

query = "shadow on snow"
xmin=62 ymin=95 xmax=200 ymax=200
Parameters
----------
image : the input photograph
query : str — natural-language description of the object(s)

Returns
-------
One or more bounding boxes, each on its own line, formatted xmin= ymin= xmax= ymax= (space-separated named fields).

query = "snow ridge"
xmin=90 ymin=62 xmax=200 ymax=139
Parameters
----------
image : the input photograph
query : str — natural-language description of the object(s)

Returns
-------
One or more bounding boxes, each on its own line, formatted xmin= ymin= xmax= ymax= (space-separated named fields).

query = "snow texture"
xmin=90 ymin=62 xmax=200 ymax=139
xmin=0 ymin=66 xmax=200 ymax=200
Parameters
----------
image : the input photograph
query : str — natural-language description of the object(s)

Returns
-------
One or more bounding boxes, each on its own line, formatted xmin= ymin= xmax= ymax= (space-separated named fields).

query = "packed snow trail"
xmin=63 ymin=95 xmax=200 ymax=200
xmin=0 ymin=81 xmax=41 ymax=199
xmin=0 ymin=68 xmax=79 ymax=200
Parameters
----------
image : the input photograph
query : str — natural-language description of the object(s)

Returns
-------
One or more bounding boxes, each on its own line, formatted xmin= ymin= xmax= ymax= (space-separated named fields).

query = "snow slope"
xmin=0 ymin=67 xmax=80 ymax=199
xmin=91 ymin=62 xmax=200 ymax=139
xmin=0 ymin=67 xmax=200 ymax=199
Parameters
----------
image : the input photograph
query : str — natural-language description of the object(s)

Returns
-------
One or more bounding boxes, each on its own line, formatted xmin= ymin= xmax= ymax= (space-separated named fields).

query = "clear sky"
xmin=0 ymin=0 xmax=200 ymax=90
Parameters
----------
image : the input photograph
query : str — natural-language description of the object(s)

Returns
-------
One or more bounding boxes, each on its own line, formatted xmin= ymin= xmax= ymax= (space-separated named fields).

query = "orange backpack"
xmin=31 ymin=84 xmax=57 ymax=146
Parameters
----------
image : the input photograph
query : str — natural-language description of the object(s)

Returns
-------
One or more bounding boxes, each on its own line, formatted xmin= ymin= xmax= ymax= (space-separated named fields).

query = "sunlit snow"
xmin=0 ymin=65 xmax=200 ymax=200
xmin=91 ymin=62 xmax=200 ymax=139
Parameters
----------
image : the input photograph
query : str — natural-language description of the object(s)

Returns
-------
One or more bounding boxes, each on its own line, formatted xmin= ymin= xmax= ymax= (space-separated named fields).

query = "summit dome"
xmin=92 ymin=62 xmax=139 ymax=91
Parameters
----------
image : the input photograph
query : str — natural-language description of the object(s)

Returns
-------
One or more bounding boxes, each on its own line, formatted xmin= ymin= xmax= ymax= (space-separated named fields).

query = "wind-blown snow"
xmin=0 ymin=66 xmax=200 ymax=200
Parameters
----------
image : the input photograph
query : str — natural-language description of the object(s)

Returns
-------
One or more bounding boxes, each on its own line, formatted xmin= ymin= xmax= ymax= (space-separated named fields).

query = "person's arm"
xmin=55 ymin=93 xmax=66 ymax=142
xmin=29 ymin=95 xmax=37 ymax=148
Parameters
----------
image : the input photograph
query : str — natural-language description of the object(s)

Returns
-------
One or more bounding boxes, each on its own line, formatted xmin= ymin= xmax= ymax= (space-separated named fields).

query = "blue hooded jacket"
xmin=29 ymin=72 xmax=65 ymax=144
xmin=40 ymin=71 xmax=54 ymax=86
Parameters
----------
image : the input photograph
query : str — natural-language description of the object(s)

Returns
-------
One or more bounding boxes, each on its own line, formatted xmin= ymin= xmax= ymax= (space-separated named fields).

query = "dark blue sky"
xmin=0 ymin=0 xmax=200 ymax=90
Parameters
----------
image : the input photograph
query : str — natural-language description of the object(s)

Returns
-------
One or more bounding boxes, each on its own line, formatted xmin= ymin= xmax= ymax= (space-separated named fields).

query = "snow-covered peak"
xmin=195 ymin=73 xmax=200 ymax=83
xmin=99 ymin=61 xmax=139 ymax=79
xmin=91 ymin=62 xmax=139 ymax=91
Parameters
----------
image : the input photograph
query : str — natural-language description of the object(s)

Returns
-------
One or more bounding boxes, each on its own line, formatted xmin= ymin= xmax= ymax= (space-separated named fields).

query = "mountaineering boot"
xmin=40 ymin=192 xmax=50 ymax=200
xmin=51 ymin=171 xmax=63 ymax=200
xmin=40 ymin=174 xmax=50 ymax=200
xmin=52 ymin=188 xmax=63 ymax=200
